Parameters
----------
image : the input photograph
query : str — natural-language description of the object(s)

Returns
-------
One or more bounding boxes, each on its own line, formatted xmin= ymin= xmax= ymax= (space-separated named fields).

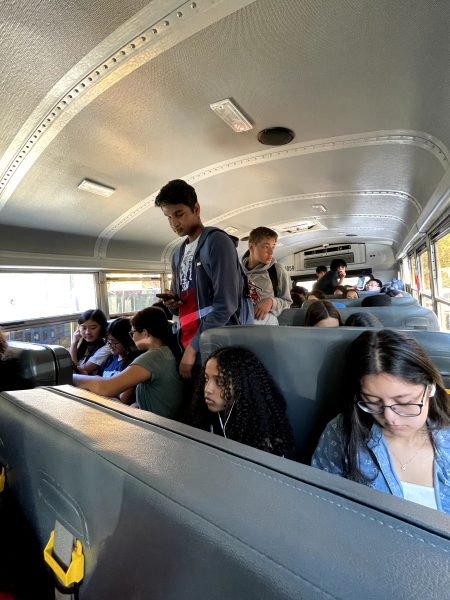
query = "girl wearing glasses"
xmin=97 ymin=317 xmax=142 ymax=403
xmin=189 ymin=347 xmax=294 ymax=456
xmin=312 ymin=329 xmax=450 ymax=513
xmin=73 ymin=307 xmax=183 ymax=419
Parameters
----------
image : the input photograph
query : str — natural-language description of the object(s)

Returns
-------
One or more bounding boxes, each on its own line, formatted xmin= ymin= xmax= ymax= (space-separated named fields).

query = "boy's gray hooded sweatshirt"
xmin=240 ymin=252 xmax=292 ymax=317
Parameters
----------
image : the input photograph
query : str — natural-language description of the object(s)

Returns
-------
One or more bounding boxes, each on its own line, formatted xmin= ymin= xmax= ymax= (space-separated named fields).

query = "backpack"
xmin=268 ymin=264 xmax=279 ymax=297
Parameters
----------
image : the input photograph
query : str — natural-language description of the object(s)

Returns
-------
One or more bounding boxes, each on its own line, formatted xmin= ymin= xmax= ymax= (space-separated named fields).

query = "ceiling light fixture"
xmin=224 ymin=226 xmax=239 ymax=235
xmin=311 ymin=204 xmax=327 ymax=212
xmin=210 ymin=98 xmax=253 ymax=132
xmin=78 ymin=179 xmax=115 ymax=197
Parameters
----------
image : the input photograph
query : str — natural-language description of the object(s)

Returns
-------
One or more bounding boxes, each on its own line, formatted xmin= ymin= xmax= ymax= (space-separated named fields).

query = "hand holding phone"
xmin=156 ymin=292 xmax=183 ymax=304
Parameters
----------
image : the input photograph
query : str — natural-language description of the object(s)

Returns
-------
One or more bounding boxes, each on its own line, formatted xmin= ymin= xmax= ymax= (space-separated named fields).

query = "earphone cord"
xmin=218 ymin=401 xmax=235 ymax=438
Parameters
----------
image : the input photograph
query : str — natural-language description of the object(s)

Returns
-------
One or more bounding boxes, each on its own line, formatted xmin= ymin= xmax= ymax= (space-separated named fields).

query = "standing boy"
xmin=155 ymin=179 xmax=245 ymax=378
xmin=241 ymin=226 xmax=292 ymax=325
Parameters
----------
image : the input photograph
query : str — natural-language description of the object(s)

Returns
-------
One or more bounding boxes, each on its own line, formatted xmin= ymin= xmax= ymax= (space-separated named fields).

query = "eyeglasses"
xmin=356 ymin=385 xmax=427 ymax=417
xmin=129 ymin=329 xmax=139 ymax=339
xmin=106 ymin=339 xmax=121 ymax=348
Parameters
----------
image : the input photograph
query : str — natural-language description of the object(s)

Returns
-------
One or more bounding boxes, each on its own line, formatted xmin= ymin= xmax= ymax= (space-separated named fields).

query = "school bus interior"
xmin=1 ymin=0 xmax=450 ymax=597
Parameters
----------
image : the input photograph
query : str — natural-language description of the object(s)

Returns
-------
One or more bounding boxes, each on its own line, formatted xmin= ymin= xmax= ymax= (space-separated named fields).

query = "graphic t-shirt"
xmin=178 ymin=237 xmax=199 ymax=349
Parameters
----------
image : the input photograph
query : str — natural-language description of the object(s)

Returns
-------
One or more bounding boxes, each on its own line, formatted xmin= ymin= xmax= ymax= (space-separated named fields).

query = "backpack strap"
xmin=268 ymin=264 xmax=279 ymax=297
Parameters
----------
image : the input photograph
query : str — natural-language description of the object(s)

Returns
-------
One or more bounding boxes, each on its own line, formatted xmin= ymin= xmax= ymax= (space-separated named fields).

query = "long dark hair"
xmin=341 ymin=329 xmax=450 ymax=482
xmin=190 ymin=347 xmax=294 ymax=456
xmin=76 ymin=309 xmax=108 ymax=361
xmin=106 ymin=317 xmax=136 ymax=355
xmin=131 ymin=307 xmax=181 ymax=362
xmin=305 ymin=300 xmax=343 ymax=326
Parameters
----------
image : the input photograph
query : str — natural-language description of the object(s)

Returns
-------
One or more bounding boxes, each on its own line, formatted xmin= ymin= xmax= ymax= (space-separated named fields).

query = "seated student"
xmin=314 ymin=259 xmax=347 ymax=295
xmin=333 ymin=285 xmax=347 ymax=296
xmin=99 ymin=317 xmax=142 ymax=404
xmin=290 ymin=286 xmax=307 ymax=308
xmin=190 ymin=347 xmax=294 ymax=456
xmin=73 ymin=307 xmax=183 ymax=419
xmin=70 ymin=309 xmax=110 ymax=375
xmin=365 ymin=278 xmax=383 ymax=292
xmin=312 ymin=329 xmax=450 ymax=513
xmin=304 ymin=300 xmax=343 ymax=327
xmin=344 ymin=288 xmax=359 ymax=299
xmin=361 ymin=294 xmax=392 ymax=307
xmin=307 ymin=289 xmax=326 ymax=301
xmin=344 ymin=312 xmax=383 ymax=328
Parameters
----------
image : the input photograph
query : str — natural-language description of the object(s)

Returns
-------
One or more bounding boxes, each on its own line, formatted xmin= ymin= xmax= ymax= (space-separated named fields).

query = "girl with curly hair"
xmin=190 ymin=347 xmax=294 ymax=456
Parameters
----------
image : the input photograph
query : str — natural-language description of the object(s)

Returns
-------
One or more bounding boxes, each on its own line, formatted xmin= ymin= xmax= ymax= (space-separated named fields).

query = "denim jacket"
xmin=312 ymin=414 xmax=450 ymax=514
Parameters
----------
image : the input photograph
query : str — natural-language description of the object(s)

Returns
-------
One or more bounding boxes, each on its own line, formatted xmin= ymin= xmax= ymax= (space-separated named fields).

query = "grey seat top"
xmin=200 ymin=326 xmax=450 ymax=462
xmin=1 ymin=384 xmax=449 ymax=599
xmin=279 ymin=304 xmax=439 ymax=330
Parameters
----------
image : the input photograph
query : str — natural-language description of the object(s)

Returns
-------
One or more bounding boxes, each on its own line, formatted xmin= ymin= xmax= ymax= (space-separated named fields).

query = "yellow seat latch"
xmin=43 ymin=530 xmax=84 ymax=588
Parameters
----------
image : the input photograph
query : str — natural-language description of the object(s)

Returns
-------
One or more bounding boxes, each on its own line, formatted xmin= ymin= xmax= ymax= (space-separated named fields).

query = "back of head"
xmin=78 ymin=308 xmax=108 ymax=337
xmin=132 ymin=307 xmax=171 ymax=341
xmin=344 ymin=312 xmax=383 ymax=328
xmin=330 ymin=258 xmax=347 ymax=271
xmin=333 ymin=285 xmax=347 ymax=296
xmin=346 ymin=329 xmax=449 ymax=423
xmin=290 ymin=292 xmax=304 ymax=307
xmin=248 ymin=226 xmax=278 ymax=244
xmin=107 ymin=317 xmax=135 ymax=351
xmin=307 ymin=289 xmax=326 ymax=300
xmin=154 ymin=179 xmax=197 ymax=209
xmin=304 ymin=300 xmax=342 ymax=326
xmin=361 ymin=294 xmax=392 ymax=307
xmin=316 ymin=265 xmax=327 ymax=276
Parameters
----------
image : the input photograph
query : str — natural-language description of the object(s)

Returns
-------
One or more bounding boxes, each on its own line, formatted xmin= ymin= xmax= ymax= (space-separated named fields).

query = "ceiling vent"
xmin=295 ymin=243 xmax=366 ymax=271
xmin=276 ymin=220 xmax=327 ymax=236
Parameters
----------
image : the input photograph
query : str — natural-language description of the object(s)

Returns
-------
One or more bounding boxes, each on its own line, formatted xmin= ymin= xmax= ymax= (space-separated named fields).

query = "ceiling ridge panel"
xmin=0 ymin=0 xmax=257 ymax=210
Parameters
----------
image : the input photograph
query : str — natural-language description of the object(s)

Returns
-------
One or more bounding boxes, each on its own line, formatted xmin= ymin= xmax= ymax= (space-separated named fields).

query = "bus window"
xmin=106 ymin=273 xmax=163 ymax=315
xmin=435 ymin=232 xmax=450 ymax=331
xmin=418 ymin=250 xmax=433 ymax=309
xmin=0 ymin=272 xmax=96 ymax=322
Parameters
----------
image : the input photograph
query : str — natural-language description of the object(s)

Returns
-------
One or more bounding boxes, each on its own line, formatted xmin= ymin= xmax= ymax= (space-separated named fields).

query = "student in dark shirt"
xmin=314 ymin=259 xmax=347 ymax=295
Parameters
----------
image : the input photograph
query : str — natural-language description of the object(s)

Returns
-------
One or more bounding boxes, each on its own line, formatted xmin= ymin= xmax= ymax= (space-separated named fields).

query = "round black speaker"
xmin=257 ymin=127 xmax=295 ymax=146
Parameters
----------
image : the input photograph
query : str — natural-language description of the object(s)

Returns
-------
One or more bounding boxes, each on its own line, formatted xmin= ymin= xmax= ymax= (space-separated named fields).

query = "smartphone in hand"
xmin=156 ymin=292 xmax=182 ymax=303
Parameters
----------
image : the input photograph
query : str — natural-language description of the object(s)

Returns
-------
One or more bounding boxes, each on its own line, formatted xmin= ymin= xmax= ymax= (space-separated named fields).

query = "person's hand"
xmin=179 ymin=344 xmax=197 ymax=378
xmin=71 ymin=328 xmax=83 ymax=346
xmin=254 ymin=297 xmax=273 ymax=320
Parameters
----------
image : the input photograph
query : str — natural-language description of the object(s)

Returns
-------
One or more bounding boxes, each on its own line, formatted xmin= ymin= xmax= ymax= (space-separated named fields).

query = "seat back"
xmin=0 ymin=341 xmax=73 ymax=390
xmin=279 ymin=304 xmax=439 ymax=330
xmin=319 ymin=296 xmax=418 ymax=307
xmin=200 ymin=326 xmax=450 ymax=461
xmin=0 ymin=385 xmax=449 ymax=599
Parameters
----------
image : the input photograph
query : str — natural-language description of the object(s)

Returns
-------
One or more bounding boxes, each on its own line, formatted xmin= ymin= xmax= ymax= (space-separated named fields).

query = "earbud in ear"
xmin=429 ymin=384 xmax=436 ymax=397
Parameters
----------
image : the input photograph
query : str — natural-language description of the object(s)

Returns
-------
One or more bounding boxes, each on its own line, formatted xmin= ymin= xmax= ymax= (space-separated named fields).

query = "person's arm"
xmin=270 ymin=263 xmax=293 ymax=316
xmin=70 ymin=328 xmax=83 ymax=365
xmin=78 ymin=345 xmax=111 ymax=375
xmin=189 ymin=231 xmax=242 ymax=353
xmin=73 ymin=363 xmax=150 ymax=398
xmin=311 ymin=416 xmax=346 ymax=476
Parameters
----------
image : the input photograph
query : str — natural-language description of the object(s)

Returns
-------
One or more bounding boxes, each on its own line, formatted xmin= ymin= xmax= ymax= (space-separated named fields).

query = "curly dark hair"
xmin=190 ymin=347 xmax=294 ymax=456
xmin=341 ymin=329 xmax=450 ymax=483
